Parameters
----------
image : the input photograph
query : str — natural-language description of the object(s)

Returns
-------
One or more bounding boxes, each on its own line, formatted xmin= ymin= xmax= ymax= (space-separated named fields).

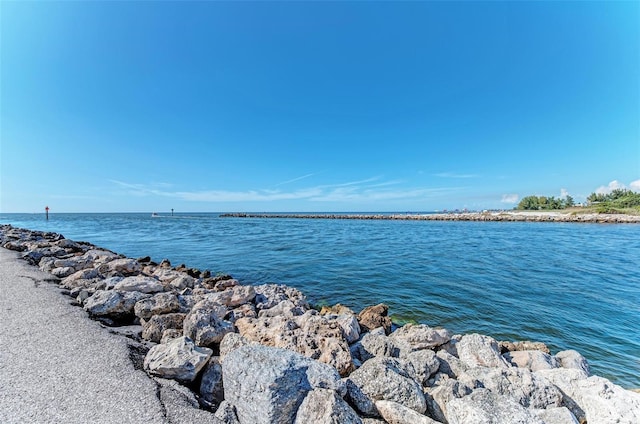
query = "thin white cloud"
xmin=560 ymin=188 xmax=570 ymax=198
xmin=109 ymin=178 xmax=461 ymax=204
xmin=501 ymin=194 xmax=519 ymax=204
xmin=274 ymin=172 xmax=318 ymax=187
xmin=630 ymin=179 xmax=640 ymax=191
xmin=434 ymin=172 xmax=479 ymax=179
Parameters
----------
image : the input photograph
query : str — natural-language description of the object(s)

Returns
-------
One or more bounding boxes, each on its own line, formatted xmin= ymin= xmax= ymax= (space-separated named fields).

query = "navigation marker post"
xmin=45 ymin=206 xmax=49 ymax=220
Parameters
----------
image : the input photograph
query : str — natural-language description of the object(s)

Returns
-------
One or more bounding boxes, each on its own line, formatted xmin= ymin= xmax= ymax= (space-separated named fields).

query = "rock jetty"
xmin=220 ymin=211 xmax=640 ymax=224
xmin=2 ymin=224 xmax=639 ymax=424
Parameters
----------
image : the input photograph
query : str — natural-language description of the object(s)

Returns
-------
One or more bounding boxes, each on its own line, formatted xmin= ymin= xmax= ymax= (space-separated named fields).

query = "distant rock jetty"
xmin=220 ymin=211 xmax=640 ymax=223
xmin=2 ymin=224 xmax=639 ymax=424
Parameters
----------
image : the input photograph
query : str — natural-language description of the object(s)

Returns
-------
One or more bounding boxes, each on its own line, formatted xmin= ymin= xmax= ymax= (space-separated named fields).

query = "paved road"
xmin=0 ymin=248 xmax=218 ymax=423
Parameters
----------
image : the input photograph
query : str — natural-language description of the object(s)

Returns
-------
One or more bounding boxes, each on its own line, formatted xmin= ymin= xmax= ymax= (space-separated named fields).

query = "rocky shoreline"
xmin=1 ymin=224 xmax=639 ymax=424
xmin=220 ymin=211 xmax=640 ymax=224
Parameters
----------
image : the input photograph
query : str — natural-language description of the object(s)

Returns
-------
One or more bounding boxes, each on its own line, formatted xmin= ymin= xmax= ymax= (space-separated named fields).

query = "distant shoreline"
xmin=220 ymin=211 xmax=640 ymax=223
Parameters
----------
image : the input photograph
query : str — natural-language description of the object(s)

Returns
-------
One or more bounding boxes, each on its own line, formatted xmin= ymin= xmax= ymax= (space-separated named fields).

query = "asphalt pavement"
xmin=0 ymin=248 xmax=218 ymax=424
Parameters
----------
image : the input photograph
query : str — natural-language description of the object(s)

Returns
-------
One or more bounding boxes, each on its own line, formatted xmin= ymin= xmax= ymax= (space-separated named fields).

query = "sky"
xmin=1 ymin=1 xmax=639 ymax=213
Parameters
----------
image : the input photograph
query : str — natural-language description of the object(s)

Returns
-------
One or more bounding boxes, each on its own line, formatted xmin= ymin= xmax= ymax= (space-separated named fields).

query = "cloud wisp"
xmin=110 ymin=178 xmax=462 ymax=204
xmin=501 ymin=194 xmax=519 ymax=204
xmin=434 ymin=172 xmax=479 ymax=179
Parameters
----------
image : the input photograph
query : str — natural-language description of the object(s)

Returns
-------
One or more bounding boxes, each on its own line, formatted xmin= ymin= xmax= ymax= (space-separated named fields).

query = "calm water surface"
xmin=2 ymin=212 xmax=639 ymax=388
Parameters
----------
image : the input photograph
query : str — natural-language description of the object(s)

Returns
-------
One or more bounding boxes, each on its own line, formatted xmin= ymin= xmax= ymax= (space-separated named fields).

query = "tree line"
xmin=517 ymin=188 xmax=640 ymax=211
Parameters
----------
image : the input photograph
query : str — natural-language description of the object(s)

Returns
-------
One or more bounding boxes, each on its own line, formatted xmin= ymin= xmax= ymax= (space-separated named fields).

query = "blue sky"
xmin=1 ymin=1 xmax=638 ymax=213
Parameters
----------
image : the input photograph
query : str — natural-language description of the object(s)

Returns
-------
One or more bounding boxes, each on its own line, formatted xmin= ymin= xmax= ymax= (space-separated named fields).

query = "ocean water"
xmin=2 ymin=212 xmax=639 ymax=388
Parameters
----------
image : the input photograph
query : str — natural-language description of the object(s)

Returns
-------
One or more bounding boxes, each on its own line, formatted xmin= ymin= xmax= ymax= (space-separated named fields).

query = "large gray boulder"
xmin=375 ymin=400 xmax=440 ymax=424
xmin=503 ymin=350 xmax=560 ymax=371
xmin=222 ymin=344 xmax=345 ymax=424
xmin=254 ymin=284 xmax=309 ymax=311
xmin=293 ymin=388 xmax=363 ymax=424
xmin=537 ymin=368 xmax=640 ymax=424
xmin=456 ymin=333 xmax=510 ymax=368
xmin=554 ymin=350 xmax=590 ymax=375
xmin=424 ymin=378 xmax=473 ymax=423
xmin=98 ymin=257 xmax=142 ymax=275
xmin=205 ymin=286 xmax=256 ymax=308
xmin=399 ymin=349 xmax=440 ymax=386
xmin=134 ymin=292 xmax=181 ymax=320
xmin=462 ymin=366 xmax=563 ymax=409
xmin=142 ymin=313 xmax=186 ymax=343
xmin=533 ymin=406 xmax=580 ymax=424
xmin=446 ymin=388 xmax=545 ymax=424
xmin=200 ymin=357 xmax=224 ymax=407
xmin=83 ymin=290 xmax=150 ymax=320
xmin=183 ymin=304 xmax=234 ymax=347
xmin=351 ymin=327 xmax=397 ymax=363
xmin=346 ymin=356 xmax=426 ymax=417
xmin=144 ymin=336 xmax=212 ymax=382
xmin=389 ymin=324 xmax=452 ymax=354
xmin=114 ymin=276 xmax=164 ymax=294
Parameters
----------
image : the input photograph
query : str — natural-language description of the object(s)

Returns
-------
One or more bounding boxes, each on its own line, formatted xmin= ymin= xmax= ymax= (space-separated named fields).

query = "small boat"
xmin=151 ymin=212 xmax=159 ymax=217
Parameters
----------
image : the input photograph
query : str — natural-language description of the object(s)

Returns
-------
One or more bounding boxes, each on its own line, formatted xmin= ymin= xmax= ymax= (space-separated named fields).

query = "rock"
xmin=320 ymin=303 xmax=356 ymax=316
xmin=134 ymin=292 xmax=181 ymax=320
xmin=436 ymin=350 xmax=471 ymax=378
xmin=389 ymin=324 xmax=452 ymax=353
xmin=536 ymin=368 xmax=640 ymax=424
xmin=98 ymin=257 xmax=142 ymax=275
xmin=207 ymin=285 xmax=256 ymax=308
xmin=219 ymin=333 xmax=252 ymax=362
xmin=51 ymin=266 xmax=76 ymax=278
xmin=161 ymin=329 xmax=184 ymax=344
xmin=358 ymin=304 xmax=392 ymax=335
xmin=143 ymin=336 xmax=212 ymax=382
xmin=462 ymin=366 xmax=563 ymax=409
xmin=499 ymin=340 xmax=550 ymax=354
xmin=254 ymin=283 xmax=309 ymax=311
xmin=351 ymin=327 xmax=396 ymax=362
xmin=235 ymin=312 xmax=354 ymax=376
xmin=142 ymin=313 xmax=186 ymax=343
xmin=346 ymin=356 xmax=426 ymax=417
xmin=61 ymin=268 xmax=99 ymax=286
xmin=294 ymin=388 xmax=363 ymax=424
xmin=257 ymin=299 xmax=306 ymax=318
xmin=333 ymin=313 xmax=361 ymax=344
xmin=533 ymin=406 xmax=580 ymax=424
xmin=183 ymin=306 xmax=234 ymax=347
xmin=169 ymin=275 xmax=196 ymax=291
xmin=424 ymin=378 xmax=473 ymax=423
xmin=200 ymin=357 xmax=224 ymax=407
xmin=446 ymin=388 xmax=545 ymax=424
xmin=114 ymin=276 xmax=164 ymax=294
xmin=222 ymin=344 xmax=345 ymax=424
xmin=214 ymin=401 xmax=240 ymax=424
xmin=227 ymin=304 xmax=257 ymax=323
xmin=456 ymin=333 xmax=510 ymax=368
xmin=399 ymin=349 xmax=440 ymax=386
xmin=375 ymin=400 xmax=440 ymax=424
xmin=555 ymin=350 xmax=590 ymax=375
xmin=84 ymin=290 xmax=150 ymax=320
xmin=503 ymin=350 xmax=560 ymax=371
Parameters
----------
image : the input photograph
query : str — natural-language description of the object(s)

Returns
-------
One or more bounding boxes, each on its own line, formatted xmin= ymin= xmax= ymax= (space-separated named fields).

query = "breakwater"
xmin=220 ymin=211 xmax=640 ymax=223
xmin=2 ymin=223 xmax=639 ymax=423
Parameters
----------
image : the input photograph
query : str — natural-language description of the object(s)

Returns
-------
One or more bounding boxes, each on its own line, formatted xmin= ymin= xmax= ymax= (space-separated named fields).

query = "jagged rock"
xmin=142 ymin=313 xmax=186 ymax=343
xmin=183 ymin=304 xmax=234 ymax=347
xmin=257 ymin=300 xmax=306 ymax=318
xmin=399 ymin=349 xmax=440 ymax=386
xmin=214 ymin=401 xmax=240 ymax=424
xmin=98 ymin=257 xmax=142 ymax=275
xmin=446 ymin=388 xmax=545 ymax=424
xmin=161 ymin=329 xmax=184 ymax=344
xmin=533 ymin=406 xmax=580 ymax=424
xmin=200 ymin=357 xmax=224 ymax=407
xmin=153 ymin=268 xmax=183 ymax=282
xmin=168 ymin=275 xmax=196 ymax=291
xmin=536 ymin=368 xmax=640 ymax=424
xmin=254 ymin=284 xmax=309 ymax=310
xmin=504 ymin=350 xmax=560 ymax=371
xmin=352 ymin=327 xmax=396 ymax=363
xmin=227 ymin=303 xmax=257 ymax=323
xmin=320 ymin=303 xmax=356 ymax=316
xmin=235 ymin=312 xmax=354 ymax=376
xmin=436 ymin=350 xmax=471 ymax=378
xmin=114 ymin=276 xmax=164 ymax=294
xmin=358 ymin=304 xmax=392 ymax=335
xmin=424 ymin=378 xmax=473 ymax=422
xmin=294 ymin=388 xmax=363 ymax=424
xmin=222 ymin=344 xmax=345 ymax=424
xmin=219 ymin=333 xmax=252 ymax=362
xmin=456 ymin=333 xmax=510 ymax=368
xmin=51 ymin=266 xmax=76 ymax=278
xmin=389 ymin=324 xmax=452 ymax=354
xmin=206 ymin=285 xmax=256 ymax=308
xmin=61 ymin=268 xmax=100 ymax=286
xmin=329 ymin=313 xmax=361 ymax=344
xmin=555 ymin=350 xmax=590 ymax=375
xmin=346 ymin=356 xmax=426 ymax=417
xmin=83 ymin=290 xmax=150 ymax=320
xmin=462 ymin=366 xmax=562 ymax=409
xmin=144 ymin=336 xmax=212 ymax=382
xmin=375 ymin=400 xmax=440 ymax=424
xmin=499 ymin=340 xmax=550 ymax=354
xmin=134 ymin=292 xmax=181 ymax=320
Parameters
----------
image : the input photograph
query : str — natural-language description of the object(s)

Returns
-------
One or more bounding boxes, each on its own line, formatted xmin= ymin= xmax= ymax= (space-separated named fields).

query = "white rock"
xmin=143 ymin=336 xmax=212 ymax=382
xmin=456 ymin=333 xmax=510 ymax=368
xmin=555 ymin=350 xmax=590 ymax=375
xmin=446 ymin=388 xmax=544 ymax=424
xmin=503 ymin=350 xmax=560 ymax=371
xmin=533 ymin=406 xmax=580 ymax=424
xmin=294 ymin=388 xmax=362 ymax=424
xmin=375 ymin=400 xmax=440 ymax=424
xmin=114 ymin=276 xmax=164 ymax=294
